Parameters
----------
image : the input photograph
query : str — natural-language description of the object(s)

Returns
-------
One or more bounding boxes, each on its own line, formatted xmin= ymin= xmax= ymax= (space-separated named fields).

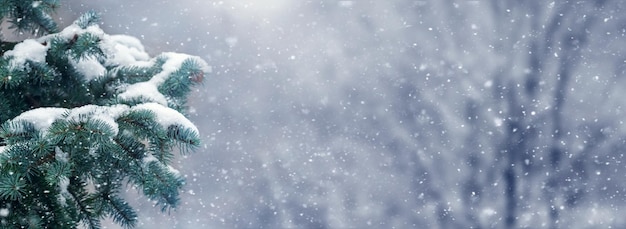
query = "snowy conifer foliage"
xmin=0 ymin=3 xmax=209 ymax=228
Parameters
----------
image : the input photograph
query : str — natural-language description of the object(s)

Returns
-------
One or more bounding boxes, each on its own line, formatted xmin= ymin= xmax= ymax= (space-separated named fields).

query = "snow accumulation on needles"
xmin=2 ymin=19 xmax=209 ymax=141
xmin=10 ymin=103 xmax=200 ymax=137
xmin=3 ymin=39 xmax=49 ymax=68
xmin=11 ymin=107 xmax=68 ymax=134
xmin=118 ymin=52 xmax=210 ymax=106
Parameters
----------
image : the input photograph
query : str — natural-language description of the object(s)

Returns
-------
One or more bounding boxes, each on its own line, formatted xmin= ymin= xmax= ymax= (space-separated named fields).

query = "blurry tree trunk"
xmin=489 ymin=1 xmax=610 ymax=228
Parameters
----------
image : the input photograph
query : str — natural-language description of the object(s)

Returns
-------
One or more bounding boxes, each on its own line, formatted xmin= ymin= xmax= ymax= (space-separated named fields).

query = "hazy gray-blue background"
xmin=55 ymin=1 xmax=626 ymax=228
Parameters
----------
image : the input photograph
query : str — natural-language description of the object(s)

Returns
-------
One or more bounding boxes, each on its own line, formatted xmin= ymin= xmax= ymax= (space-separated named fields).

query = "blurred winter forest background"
xmin=45 ymin=0 xmax=626 ymax=228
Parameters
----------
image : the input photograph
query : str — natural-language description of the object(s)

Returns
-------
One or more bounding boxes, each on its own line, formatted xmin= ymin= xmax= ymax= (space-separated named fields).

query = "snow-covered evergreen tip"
xmin=75 ymin=10 xmax=101 ymax=29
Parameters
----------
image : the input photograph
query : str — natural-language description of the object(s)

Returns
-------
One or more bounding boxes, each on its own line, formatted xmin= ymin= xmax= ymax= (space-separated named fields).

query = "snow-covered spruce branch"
xmin=0 ymin=11 xmax=208 ymax=228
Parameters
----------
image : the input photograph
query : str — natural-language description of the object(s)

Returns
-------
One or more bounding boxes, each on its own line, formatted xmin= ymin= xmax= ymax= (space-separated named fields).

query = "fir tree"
xmin=0 ymin=1 xmax=208 ymax=228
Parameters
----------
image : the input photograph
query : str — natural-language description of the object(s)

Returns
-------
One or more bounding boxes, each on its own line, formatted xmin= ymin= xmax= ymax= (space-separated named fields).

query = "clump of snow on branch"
xmin=11 ymin=107 xmax=68 ymax=134
xmin=119 ymin=52 xmax=209 ymax=106
xmin=3 ymin=39 xmax=49 ymax=68
xmin=54 ymin=146 xmax=68 ymax=162
xmin=132 ymin=102 xmax=200 ymax=134
xmin=8 ymin=103 xmax=199 ymax=137
xmin=105 ymin=35 xmax=151 ymax=66
xmin=69 ymin=56 xmax=106 ymax=80
xmin=65 ymin=104 xmax=129 ymax=135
